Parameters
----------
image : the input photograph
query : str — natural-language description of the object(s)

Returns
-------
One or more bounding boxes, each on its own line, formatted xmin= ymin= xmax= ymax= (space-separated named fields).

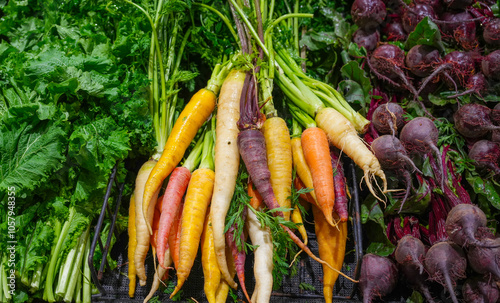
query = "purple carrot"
xmin=330 ymin=148 xmax=349 ymax=222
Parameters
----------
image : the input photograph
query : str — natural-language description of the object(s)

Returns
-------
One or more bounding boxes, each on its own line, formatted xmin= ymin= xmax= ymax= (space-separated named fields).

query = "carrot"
xmin=143 ymin=248 xmax=172 ymax=303
xmin=237 ymin=129 xmax=353 ymax=281
xmin=291 ymin=137 xmax=318 ymax=205
xmin=262 ymin=117 xmax=293 ymax=221
xmin=127 ymin=194 xmax=137 ymax=298
xmin=171 ymin=130 xmax=216 ymax=297
xmin=210 ymin=69 xmax=246 ymax=289
xmin=169 ymin=201 xmax=183 ymax=270
xmin=330 ymin=148 xmax=349 ymax=222
xmin=294 ymin=177 xmax=314 ymax=207
xmin=291 ymin=203 xmax=307 ymax=245
xmin=215 ymin=245 xmax=237 ymax=303
xmin=201 ymin=211 xmax=220 ymax=303
xmin=315 ymin=107 xmax=387 ymax=201
xmin=246 ymin=204 xmax=273 ymax=303
xmin=312 ymin=205 xmax=347 ymax=303
xmin=142 ymin=88 xmax=216 ymax=231
xmin=301 ymin=127 xmax=336 ymax=227
xmin=150 ymin=207 xmax=161 ymax=249
xmin=134 ymin=160 xmax=159 ymax=286
xmin=248 ymin=180 xmax=263 ymax=209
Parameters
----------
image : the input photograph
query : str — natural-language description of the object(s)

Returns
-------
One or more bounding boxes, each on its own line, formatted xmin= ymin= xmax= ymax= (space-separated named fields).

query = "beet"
xmin=483 ymin=18 xmax=500 ymax=46
xmin=369 ymin=44 xmax=418 ymax=95
xmin=442 ymin=0 xmax=473 ymax=10
xmin=405 ymin=45 xmax=440 ymax=78
xmin=400 ymin=117 xmax=439 ymax=155
xmin=395 ymin=236 xmax=436 ymax=303
xmin=402 ymin=4 xmax=437 ymax=33
xmin=445 ymin=204 xmax=497 ymax=248
xmin=415 ymin=0 xmax=442 ymax=13
xmin=468 ymin=140 xmax=500 ymax=176
xmin=462 ymin=276 xmax=500 ymax=303
xmin=454 ymin=104 xmax=500 ymax=139
xmin=382 ymin=21 xmax=407 ymax=41
xmin=440 ymin=11 xmax=477 ymax=50
xmin=467 ymin=238 xmax=500 ymax=279
xmin=372 ymin=103 xmax=405 ymax=135
xmin=481 ymin=50 xmax=500 ymax=81
xmin=424 ymin=241 xmax=467 ymax=303
xmin=351 ymin=0 xmax=387 ymax=30
xmin=359 ymin=254 xmax=398 ymax=303
xmin=353 ymin=28 xmax=380 ymax=51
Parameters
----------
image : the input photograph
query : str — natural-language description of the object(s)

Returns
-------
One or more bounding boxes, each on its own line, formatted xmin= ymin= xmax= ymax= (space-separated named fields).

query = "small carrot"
xmin=171 ymin=131 xmax=216 ymax=298
xmin=312 ymin=204 xmax=347 ymax=303
xmin=211 ymin=69 xmax=246 ymax=289
xmin=134 ymin=160 xmax=159 ymax=286
xmin=143 ymin=248 xmax=172 ymax=303
xmin=248 ymin=180 xmax=263 ymax=210
xmin=150 ymin=206 xmax=161 ymax=249
xmin=169 ymin=201 xmax=183 ymax=270
xmin=301 ymin=127 xmax=336 ymax=227
xmin=128 ymin=194 xmax=137 ymax=298
xmin=316 ymin=107 xmax=387 ymax=201
xmin=262 ymin=117 xmax=293 ymax=221
xmin=330 ymin=148 xmax=349 ymax=222
xmin=215 ymin=245 xmax=237 ymax=303
xmin=291 ymin=203 xmax=307 ymax=246
xmin=201 ymin=211 xmax=220 ymax=303
xmin=294 ymin=177 xmax=314 ymax=207
xmin=157 ymin=134 xmax=205 ymax=267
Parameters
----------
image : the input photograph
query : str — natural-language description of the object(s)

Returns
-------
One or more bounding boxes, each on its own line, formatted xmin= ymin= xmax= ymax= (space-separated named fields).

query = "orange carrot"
xmin=301 ymin=127 xmax=336 ymax=227
xmin=248 ymin=180 xmax=263 ymax=210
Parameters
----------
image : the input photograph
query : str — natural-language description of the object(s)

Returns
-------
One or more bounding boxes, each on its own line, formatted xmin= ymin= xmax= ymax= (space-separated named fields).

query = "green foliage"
xmin=405 ymin=17 xmax=445 ymax=53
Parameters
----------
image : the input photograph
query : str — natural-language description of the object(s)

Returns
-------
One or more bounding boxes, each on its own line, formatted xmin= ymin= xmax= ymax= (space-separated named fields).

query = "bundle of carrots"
xmin=122 ymin=0 xmax=391 ymax=302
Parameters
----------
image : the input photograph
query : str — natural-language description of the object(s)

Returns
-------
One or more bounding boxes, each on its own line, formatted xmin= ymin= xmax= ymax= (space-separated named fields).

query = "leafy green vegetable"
xmin=405 ymin=17 xmax=445 ymax=53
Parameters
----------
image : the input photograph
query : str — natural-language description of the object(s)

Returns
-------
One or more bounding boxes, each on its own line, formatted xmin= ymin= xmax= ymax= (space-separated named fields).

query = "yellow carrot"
xmin=134 ymin=160 xmax=159 ymax=286
xmin=291 ymin=137 xmax=318 ymax=205
xmin=315 ymin=107 xmax=387 ymax=200
xmin=262 ymin=117 xmax=293 ymax=221
xmin=215 ymin=245 xmax=237 ymax=303
xmin=171 ymin=168 xmax=215 ymax=298
xmin=128 ymin=194 xmax=137 ymax=298
xmin=312 ymin=204 xmax=347 ymax=303
xmin=211 ymin=70 xmax=246 ymax=288
xmin=291 ymin=204 xmax=308 ymax=245
xmin=143 ymin=88 xmax=216 ymax=233
xmin=201 ymin=211 xmax=220 ymax=303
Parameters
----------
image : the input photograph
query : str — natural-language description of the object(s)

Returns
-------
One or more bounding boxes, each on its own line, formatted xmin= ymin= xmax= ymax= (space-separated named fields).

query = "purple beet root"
xmin=445 ymin=204 xmax=497 ymax=248
xmin=351 ymin=0 xmax=387 ymax=30
xmin=372 ymin=103 xmax=405 ymax=135
xmin=400 ymin=117 xmax=439 ymax=155
xmin=469 ymin=140 xmax=500 ymax=176
xmin=483 ymin=18 xmax=500 ymax=47
xmin=383 ymin=21 xmax=407 ymax=41
xmin=443 ymin=0 xmax=473 ymax=10
xmin=406 ymin=45 xmax=440 ymax=77
xmin=402 ymin=4 xmax=437 ymax=33
xmin=440 ymin=11 xmax=477 ymax=50
xmin=481 ymin=50 xmax=500 ymax=81
xmin=359 ymin=254 xmax=398 ymax=303
xmin=424 ymin=241 xmax=467 ymax=303
xmin=454 ymin=104 xmax=500 ymax=139
xmin=467 ymin=238 xmax=500 ymax=280
xmin=462 ymin=276 xmax=500 ymax=303
xmin=442 ymin=51 xmax=476 ymax=89
xmin=353 ymin=28 xmax=380 ymax=51
xmin=415 ymin=0 xmax=442 ymax=13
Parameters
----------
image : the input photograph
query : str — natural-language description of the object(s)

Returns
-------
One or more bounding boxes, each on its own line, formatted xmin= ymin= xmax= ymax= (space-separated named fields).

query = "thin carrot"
xmin=157 ymin=134 xmax=205 ymax=267
xmin=294 ymin=177 xmax=314 ymax=206
xmin=291 ymin=203 xmax=307 ymax=245
xmin=301 ymin=127 xmax=336 ymax=227
xmin=134 ymin=160 xmax=159 ymax=286
xmin=315 ymin=107 xmax=387 ymax=201
xmin=262 ymin=117 xmax=293 ymax=221
xmin=169 ymin=201 xmax=183 ymax=270
xmin=150 ymin=206 xmax=161 ymax=249
xmin=215 ymin=245 xmax=237 ymax=303
xmin=330 ymin=148 xmax=349 ymax=222
xmin=127 ymin=194 xmax=137 ymax=298
xmin=201 ymin=211 xmax=220 ymax=303
xmin=210 ymin=69 xmax=246 ymax=289
xmin=312 ymin=205 xmax=347 ymax=303
xmin=248 ymin=180 xmax=263 ymax=210
xmin=143 ymin=248 xmax=172 ymax=303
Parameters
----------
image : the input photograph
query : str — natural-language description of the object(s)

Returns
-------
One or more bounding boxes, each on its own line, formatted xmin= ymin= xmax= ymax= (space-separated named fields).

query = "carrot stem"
xmin=181 ymin=131 xmax=205 ymax=172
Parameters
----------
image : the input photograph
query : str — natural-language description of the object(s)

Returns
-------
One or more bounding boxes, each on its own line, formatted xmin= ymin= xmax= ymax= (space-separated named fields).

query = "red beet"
xmin=372 ymin=102 xmax=405 ymax=135
xmin=454 ymin=104 xmax=500 ymax=139
xmin=443 ymin=0 xmax=473 ymax=10
xmin=353 ymin=28 xmax=380 ymax=51
xmin=468 ymin=140 xmax=500 ymax=176
xmin=424 ymin=241 xmax=467 ymax=303
xmin=382 ymin=21 xmax=407 ymax=41
xmin=440 ymin=11 xmax=478 ymax=50
xmin=462 ymin=276 xmax=500 ymax=303
xmin=481 ymin=50 xmax=500 ymax=81
xmin=402 ymin=4 xmax=437 ymax=33
xmin=405 ymin=45 xmax=440 ymax=78
xmin=400 ymin=117 xmax=439 ymax=155
xmin=351 ymin=0 xmax=387 ymax=30
xmin=467 ymin=238 xmax=500 ymax=280
xmin=359 ymin=254 xmax=398 ymax=303
xmin=445 ymin=204 xmax=497 ymax=248
xmin=483 ymin=18 xmax=500 ymax=46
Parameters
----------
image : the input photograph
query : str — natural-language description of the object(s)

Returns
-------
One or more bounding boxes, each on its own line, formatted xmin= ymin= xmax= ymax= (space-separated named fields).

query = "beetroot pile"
xmin=349 ymin=0 xmax=500 ymax=300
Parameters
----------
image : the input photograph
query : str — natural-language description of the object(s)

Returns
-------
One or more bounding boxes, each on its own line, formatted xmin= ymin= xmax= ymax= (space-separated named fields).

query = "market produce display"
xmin=1 ymin=0 xmax=500 ymax=302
